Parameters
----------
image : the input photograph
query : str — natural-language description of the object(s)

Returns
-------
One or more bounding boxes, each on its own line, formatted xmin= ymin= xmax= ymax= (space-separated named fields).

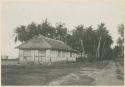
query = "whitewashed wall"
xmin=19 ymin=49 xmax=77 ymax=64
xmin=45 ymin=49 xmax=51 ymax=63
xmin=38 ymin=50 xmax=46 ymax=64
xmin=19 ymin=50 xmax=36 ymax=63
xmin=49 ymin=50 xmax=77 ymax=63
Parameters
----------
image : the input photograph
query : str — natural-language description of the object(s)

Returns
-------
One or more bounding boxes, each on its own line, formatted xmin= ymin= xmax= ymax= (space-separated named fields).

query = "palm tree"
xmin=14 ymin=25 xmax=27 ymax=43
xmin=55 ymin=23 xmax=67 ymax=42
xmin=96 ymin=23 xmax=113 ymax=60
xmin=26 ymin=22 xmax=38 ymax=38
xmin=117 ymin=24 xmax=124 ymax=57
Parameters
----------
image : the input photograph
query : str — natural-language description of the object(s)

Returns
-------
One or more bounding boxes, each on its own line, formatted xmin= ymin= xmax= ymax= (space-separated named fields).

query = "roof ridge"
xmin=45 ymin=37 xmax=64 ymax=43
xmin=39 ymin=35 xmax=52 ymax=48
xmin=38 ymin=34 xmax=64 ymax=43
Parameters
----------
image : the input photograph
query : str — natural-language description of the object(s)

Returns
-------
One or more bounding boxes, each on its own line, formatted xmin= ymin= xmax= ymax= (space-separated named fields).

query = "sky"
xmin=1 ymin=0 xmax=125 ymax=58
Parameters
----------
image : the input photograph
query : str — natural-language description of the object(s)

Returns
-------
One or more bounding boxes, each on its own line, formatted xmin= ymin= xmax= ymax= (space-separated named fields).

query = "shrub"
xmin=76 ymin=57 xmax=85 ymax=62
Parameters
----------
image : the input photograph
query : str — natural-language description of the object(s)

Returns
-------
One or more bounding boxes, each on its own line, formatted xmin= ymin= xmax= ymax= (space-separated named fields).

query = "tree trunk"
xmin=96 ymin=36 xmax=102 ymax=59
xmin=101 ymin=40 xmax=106 ymax=59
xmin=80 ymin=39 xmax=84 ymax=57
xmin=122 ymin=45 xmax=124 ymax=57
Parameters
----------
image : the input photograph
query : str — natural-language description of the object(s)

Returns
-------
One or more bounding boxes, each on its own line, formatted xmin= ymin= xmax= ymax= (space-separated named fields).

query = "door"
xmin=34 ymin=57 xmax=39 ymax=64
xmin=39 ymin=56 xmax=43 ymax=64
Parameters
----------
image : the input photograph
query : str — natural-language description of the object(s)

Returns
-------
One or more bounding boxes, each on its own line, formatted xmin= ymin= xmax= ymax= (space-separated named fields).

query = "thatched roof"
xmin=16 ymin=35 xmax=76 ymax=52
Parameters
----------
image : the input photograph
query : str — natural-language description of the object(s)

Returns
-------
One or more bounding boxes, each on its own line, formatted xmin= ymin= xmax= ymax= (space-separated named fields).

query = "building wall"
xmin=19 ymin=49 xmax=77 ymax=64
xmin=45 ymin=49 xmax=77 ymax=63
xmin=19 ymin=50 xmax=36 ymax=64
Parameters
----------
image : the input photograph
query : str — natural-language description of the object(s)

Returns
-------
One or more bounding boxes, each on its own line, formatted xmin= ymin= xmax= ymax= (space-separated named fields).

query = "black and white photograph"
xmin=1 ymin=0 xmax=124 ymax=86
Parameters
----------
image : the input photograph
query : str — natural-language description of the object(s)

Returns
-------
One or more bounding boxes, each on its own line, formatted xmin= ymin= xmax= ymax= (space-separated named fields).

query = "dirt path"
xmin=48 ymin=61 xmax=124 ymax=85
xmin=95 ymin=61 xmax=124 ymax=85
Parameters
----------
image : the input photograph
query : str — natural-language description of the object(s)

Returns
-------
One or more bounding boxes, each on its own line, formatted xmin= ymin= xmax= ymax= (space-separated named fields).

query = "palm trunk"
xmin=122 ymin=45 xmax=124 ymax=57
xmin=80 ymin=39 xmax=84 ymax=57
xmin=101 ymin=40 xmax=106 ymax=59
xmin=93 ymin=41 xmax=96 ymax=57
xmin=96 ymin=36 xmax=102 ymax=59
xmin=122 ymin=37 xmax=124 ymax=57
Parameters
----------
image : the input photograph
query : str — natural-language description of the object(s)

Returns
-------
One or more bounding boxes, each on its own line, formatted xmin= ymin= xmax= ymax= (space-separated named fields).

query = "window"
xmin=19 ymin=50 xmax=23 ymax=56
xmin=62 ymin=51 xmax=65 ymax=58
xmin=39 ymin=50 xmax=46 ymax=57
xmin=70 ymin=52 xmax=72 ymax=57
xmin=58 ymin=51 xmax=61 ymax=57
xmin=23 ymin=50 xmax=31 ymax=57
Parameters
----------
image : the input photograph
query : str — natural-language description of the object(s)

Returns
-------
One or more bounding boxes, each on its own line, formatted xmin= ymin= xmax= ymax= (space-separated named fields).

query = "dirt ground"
xmin=1 ymin=60 xmax=124 ymax=86
xmin=48 ymin=61 xmax=124 ymax=85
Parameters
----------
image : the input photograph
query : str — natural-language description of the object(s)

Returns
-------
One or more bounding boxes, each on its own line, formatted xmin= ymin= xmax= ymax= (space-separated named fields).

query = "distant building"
xmin=1 ymin=59 xmax=19 ymax=65
xmin=16 ymin=35 xmax=78 ymax=64
xmin=1 ymin=55 xmax=8 ymax=59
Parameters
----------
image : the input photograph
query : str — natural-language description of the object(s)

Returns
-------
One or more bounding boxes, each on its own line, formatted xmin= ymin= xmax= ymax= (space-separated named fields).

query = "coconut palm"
xmin=96 ymin=23 xmax=113 ymax=60
xmin=14 ymin=25 xmax=27 ymax=43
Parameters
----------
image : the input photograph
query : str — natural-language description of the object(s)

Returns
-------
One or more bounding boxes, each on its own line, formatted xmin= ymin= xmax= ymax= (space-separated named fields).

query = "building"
xmin=16 ymin=35 xmax=78 ymax=64
xmin=1 ymin=55 xmax=8 ymax=59
xmin=1 ymin=55 xmax=19 ymax=65
xmin=1 ymin=59 xmax=19 ymax=65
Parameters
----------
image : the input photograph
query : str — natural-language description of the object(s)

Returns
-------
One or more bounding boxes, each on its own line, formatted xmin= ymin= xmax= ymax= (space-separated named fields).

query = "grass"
xmin=1 ymin=62 xmax=87 ymax=85
xmin=1 ymin=61 xmax=109 ymax=86
xmin=115 ymin=64 xmax=124 ymax=81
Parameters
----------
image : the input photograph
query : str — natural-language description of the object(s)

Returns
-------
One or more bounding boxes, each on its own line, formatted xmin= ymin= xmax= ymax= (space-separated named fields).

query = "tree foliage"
xmin=14 ymin=19 xmax=114 ymax=61
xmin=113 ymin=24 xmax=124 ymax=58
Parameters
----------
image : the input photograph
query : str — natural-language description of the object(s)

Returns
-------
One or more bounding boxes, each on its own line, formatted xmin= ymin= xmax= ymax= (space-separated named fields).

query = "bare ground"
xmin=1 ymin=60 xmax=124 ymax=86
xmin=48 ymin=61 xmax=124 ymax=85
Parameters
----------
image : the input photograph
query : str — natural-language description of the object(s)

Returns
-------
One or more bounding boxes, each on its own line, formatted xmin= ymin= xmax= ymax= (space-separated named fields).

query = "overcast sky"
xmin=1 ymin=0 xmax=125 ymax=58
